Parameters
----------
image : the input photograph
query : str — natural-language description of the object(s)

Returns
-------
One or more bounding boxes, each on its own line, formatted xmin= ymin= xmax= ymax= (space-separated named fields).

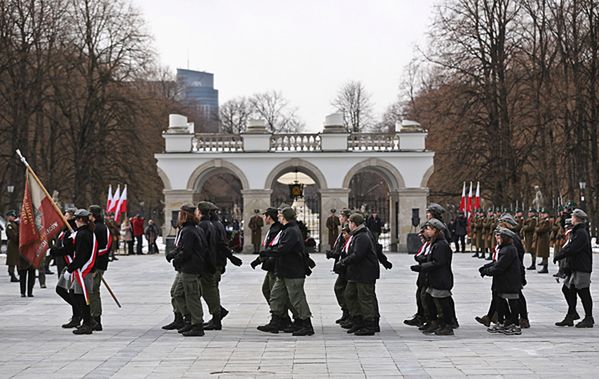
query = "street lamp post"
xmin=579 ymin=181 xmax=586 ymax=210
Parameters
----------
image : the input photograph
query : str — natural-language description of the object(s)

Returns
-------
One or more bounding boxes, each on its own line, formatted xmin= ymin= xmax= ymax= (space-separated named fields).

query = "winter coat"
xmin=260 ymin=222 xmax=282 ymax=272
xmin=522 ymin=217 xmax=537 ymax=252
xmin=248 ymin=215 xmax=264 ymax=247
xmin=93 ymin=219 xmax=111 ymax=271
xmin=326 ymin=215 xmax=340 ymax=248
xmin=5 ymin=220 xmax=20 ymax=266
xmin=420 ymin=235 xmax=453 ymax=291
xmin=198 ymin=217 xmax=218 ymax=273
xmin=263 ymin=220 xmax=306 ymax=279
xmin=121 ymin=222 xmax=133 ymax=241
xmin=554 ymin=223 xmax=592 ymax=273
xmin=172 ymin=221 xmax=208 ymax=275
xmin=211 ymin=217 xmax=236 ymax=270
xmin=454 ymin=216 xmax=468 ymax=236
xmin=67 ymin=224 xmax=96 ymax=276
xmin=365 ymin=215 xmax=383 ymax=234
xmin=144 ymin=224 xmax=159 ymax=243
xmin=342 ymin=225 xmax=380 ymax=283
xmin=482 ymin=243 xmax=522 ymax=294
xmin=535 ymin=218 xmax=552 ymax=259
xmin=131 ymin=217 xmax=145 ymax=237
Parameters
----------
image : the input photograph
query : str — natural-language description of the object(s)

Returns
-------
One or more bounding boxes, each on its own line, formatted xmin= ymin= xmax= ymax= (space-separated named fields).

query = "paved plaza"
xmin=1 ymin=251 xmax=599 ymax=378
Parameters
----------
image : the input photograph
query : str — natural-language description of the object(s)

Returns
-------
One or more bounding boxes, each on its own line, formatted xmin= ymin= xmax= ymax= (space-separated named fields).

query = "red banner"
xmin=19 ymin=171 xmax=66 ymax=268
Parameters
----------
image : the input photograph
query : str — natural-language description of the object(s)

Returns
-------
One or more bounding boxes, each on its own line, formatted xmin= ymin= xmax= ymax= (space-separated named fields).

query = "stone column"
xmin=241 ymin=189 xmax=273 ymax=253
xmin=319 ymin=188 xmax=350 ymax=252
xmin=389 ymin=190 xmax=400 ymax=252
xmin=397 ymin=188 xmax=429 ymax=252
xmin=162 ymin=189 xmax=194 ymax=237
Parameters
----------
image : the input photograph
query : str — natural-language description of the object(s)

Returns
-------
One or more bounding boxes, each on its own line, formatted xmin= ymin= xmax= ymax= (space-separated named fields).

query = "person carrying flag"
xmin=88 ymin=205 xmax=112 ymax=331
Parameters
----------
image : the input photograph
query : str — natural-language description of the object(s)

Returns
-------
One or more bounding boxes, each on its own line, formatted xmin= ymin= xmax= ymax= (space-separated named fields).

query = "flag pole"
xmin=15 ymin=150 xmax=121 ymax=308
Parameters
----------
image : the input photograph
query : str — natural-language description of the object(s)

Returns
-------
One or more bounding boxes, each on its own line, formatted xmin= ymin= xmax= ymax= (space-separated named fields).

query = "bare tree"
xmin=219 ymin=97 xmax=250 ymax=133
xmin=331 ymin=81 xmax=375 ymax=133
xmin=249 ymin=90 xmax=305 ymax=133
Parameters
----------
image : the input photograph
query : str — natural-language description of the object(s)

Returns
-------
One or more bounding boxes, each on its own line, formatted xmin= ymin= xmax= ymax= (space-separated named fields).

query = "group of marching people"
xmin=403 ymin=203 xmax=594 ymax=336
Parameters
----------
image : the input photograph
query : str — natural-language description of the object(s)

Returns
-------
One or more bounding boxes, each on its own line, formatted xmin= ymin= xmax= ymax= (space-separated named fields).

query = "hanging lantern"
xmin=289 ymin=181 xmax=304 ymax=199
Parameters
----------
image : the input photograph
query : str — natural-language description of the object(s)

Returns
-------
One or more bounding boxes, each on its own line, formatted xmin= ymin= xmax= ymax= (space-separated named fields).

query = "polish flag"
xmin=474 ymin=182 xmax=481 ymax=210
xmin=467 ymin=182 xmax=473 ymax=213
xmin=106 ymin=185 xmax=113 ymax=212
xmin=109 ymin=185 xmax=120 ymax=213
xmin=19 ymin=171 xmax=67 ymax=268
xmin=114 ymin=185 xmax=127 ymax=223
xmin=459 ymin=182 xmax=466 ymax=212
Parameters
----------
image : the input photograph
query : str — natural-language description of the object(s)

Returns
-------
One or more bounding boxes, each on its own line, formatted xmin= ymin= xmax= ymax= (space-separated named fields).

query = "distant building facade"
xmin=176 ymin=69 xmax=219 ymax=132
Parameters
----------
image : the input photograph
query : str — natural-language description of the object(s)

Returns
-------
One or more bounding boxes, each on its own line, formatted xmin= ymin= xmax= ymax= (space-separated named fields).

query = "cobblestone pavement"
xmin=1 ymin=252 xmax=599 ymax=378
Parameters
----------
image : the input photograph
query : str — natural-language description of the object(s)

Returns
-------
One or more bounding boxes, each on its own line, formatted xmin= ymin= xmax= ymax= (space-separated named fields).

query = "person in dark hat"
xmin=249 ymin=209 xmax=264 ymax=254
xmin=554 ymin=209 xmax=594 ymax=328
xmin=87 ymin=205 xmax=112 ymax=331
xmin=335 ymin=213 xmax=380 ymax=336
xmin=410 ymin=218 xmax=455 ymax=335
xmin=326 ymin=209 xmax=352 ymax=327
xmin=326 ymin=209 xmax=340 ymax=250
xmin=452 ymin=211 xmax=468 ymax=253
xmin=534 ymin=209 xmax=552 ymax=273
xmin=480 ymin=227 xmax=523 ymax=335
xmin=554 ymin=218 xmax=573 ymax=280
xmin=522 ymin=209 xmax=538 ymax=270
xmin=168 ymin=203 xmax=208 ymax=336
xmin=258 ymin=207 xmax=314 ymax=336
xmin=404 ymin=223 xmax=431 ymax=328
xmin=4 ymin=210 xmax=20 ymax=282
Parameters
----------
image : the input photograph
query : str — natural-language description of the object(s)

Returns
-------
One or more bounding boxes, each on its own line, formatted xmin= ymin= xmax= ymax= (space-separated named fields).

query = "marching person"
xmin=480 ymin=227 xmax=523 ymax=335
xmin=410 ymin=218 xmax=455 ymax=336
xmin=365 ymin=209 xmax=383 ymax=243
xmin=325 ymin=208 xmax=351 ymax=326
xmin=404 ymin=223 xmax=430 ymax=328
xmin=554 ymin=209 xmax=594 ymax=328
xmin=88 ymin=205 xmax=111 ymax=331
xmin=258 ymin=207 xmax=314 ymax=336
xmin=66 ymin=209 xmax=98 ymax=335
xmin=169 ymin=204 xmax=208 ymax=337
xmin=5 ymin=210 xmax=20 ymax=283
xmin=335 ymin=213 xmax=380 ymax=335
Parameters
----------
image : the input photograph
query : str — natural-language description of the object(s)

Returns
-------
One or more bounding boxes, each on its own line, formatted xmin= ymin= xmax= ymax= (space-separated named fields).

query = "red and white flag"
xmin=474 ymin=182 xmax=481 ymax=210
xmin=459 ymin=182 xmax=466 ymax=212
xmin=19 ymin=171 xmax=67 ymax=268
xmin=109 ymin=185 xmax=120 ymax=213
xmin=106 ymin=185 xmax=113 ymax=212
xmin=467 ymin=182 xmax=473 ymax=213
xmin=114 ymin=185 xmax=127 ymax=223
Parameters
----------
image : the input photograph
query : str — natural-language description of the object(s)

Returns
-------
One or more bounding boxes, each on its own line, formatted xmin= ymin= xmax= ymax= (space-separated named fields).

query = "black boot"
xmin=404 ymin=314 xmax=422 ymax=327
xmin=203 ymin=317 xmax=222 ymax=331
xmin=72 ymin=321 xmax=94 ymax=335
xmin=10 ymin=273 xmax=19 ymax=283
xmin=434 ymin=324 xmax=454 ymax=336
xmin=421 ymin=320 xmax=439 ymax=334
xmin=354 ymin=319 xmax=376 ymax=336
xmin=472 ymin=251 xmax=479 ymax=258
xmin=182 ymin=324 xmax=205 ymax=336
xmin=336 ymin=310 xmax=349 ymax=324
xmin=62 ymin=316 xmax=82 ymax=329
xmin=575 ymin=316 xmax=594 ymax=328
xmin=282 ymin=317 xmax=299 ymax=333
xmin=220 ymin=306 xmax=229 ymax=320
xmin=257 ymin=315 xmax=280 ymax=333
xmin=292 ymin=318 xmax=315 ymax=336
xmin=162 ymin=312 xmax=185 ymax=330
xmin=92 ymin=316 xmax=102 ymax=331
xmin=479 ymin=251 xmax=486 ymax=259
xmin=475 ymin=315 xmax=491 ymax=327
xmin=347 ymin=317 xmax=364 ymax=334
xmin=555 ymin=314 xmax=576 ymax=327
xmin=177 ymin=317 xmax=192 ymax=334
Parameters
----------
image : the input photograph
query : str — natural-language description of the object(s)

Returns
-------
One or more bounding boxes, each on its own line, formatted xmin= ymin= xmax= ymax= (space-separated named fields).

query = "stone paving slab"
xmin=1 ymin=252 xmax=599 ymax=378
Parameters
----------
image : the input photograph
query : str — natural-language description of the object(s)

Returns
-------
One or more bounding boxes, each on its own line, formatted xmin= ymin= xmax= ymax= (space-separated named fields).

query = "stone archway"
xmin=420 ymin=164 xmax=435 ymax=188
xmin=187 ymin=159 xmax=250 ymax=191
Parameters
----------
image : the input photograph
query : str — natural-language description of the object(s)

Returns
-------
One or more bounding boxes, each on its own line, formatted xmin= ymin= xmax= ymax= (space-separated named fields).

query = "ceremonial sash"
xmin=97 ymin=228 xmax=112 ymax=256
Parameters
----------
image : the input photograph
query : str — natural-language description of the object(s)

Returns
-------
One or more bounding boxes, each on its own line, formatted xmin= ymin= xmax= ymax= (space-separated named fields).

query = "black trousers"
xmin=56 ymin=286 xmax=79 ymax=318
xmin=18 ymin=267 xmax=35 ymax=296
xmin=71 ymin=292 xmax=92 ymax=323
xmin=135 ymin=235 xmax=143 ymax=254
xmin=453 ymin=235 xmax=466 ymax=252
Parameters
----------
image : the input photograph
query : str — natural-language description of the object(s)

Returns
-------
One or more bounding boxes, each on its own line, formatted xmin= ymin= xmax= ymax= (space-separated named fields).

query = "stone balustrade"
xmin=348 ymin=133 xmax=401 ymax=151
xmin=193 ymin=133 xmax=243 ymax=152
xmin=270 ymin=134 xmax=321 ymax=152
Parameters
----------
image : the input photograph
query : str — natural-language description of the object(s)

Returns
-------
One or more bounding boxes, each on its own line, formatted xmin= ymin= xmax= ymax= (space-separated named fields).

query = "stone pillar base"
xmin=398 ymin=188 xmax=429 ymax=252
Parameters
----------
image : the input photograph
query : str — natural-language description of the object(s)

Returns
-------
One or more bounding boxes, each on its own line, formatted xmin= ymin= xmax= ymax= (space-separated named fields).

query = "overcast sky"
xmin=133 ymin=0 xmax=439 ymax=131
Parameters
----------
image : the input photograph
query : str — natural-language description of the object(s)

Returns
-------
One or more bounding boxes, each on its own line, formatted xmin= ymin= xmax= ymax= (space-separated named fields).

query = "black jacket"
xmin=67 ymin=224 xmax=95 ymax=275
xmin=211 ymin=217 xmax=235 ymax=269
xmin=198 ymin=217 xmax=218 ymax=273
xmin=364 ymin=227 xmax=391 ymax=267
xmin=342 ymin=226 xmax=380 ymax=283
xmin=260 ymin=222 xmax=282 ymax=272
xmin=263 ymin=220 xmax=306 ymax=279
xmin=453 ymin=216 xmax=467 ymax=236
xmin=93 ymin=218 xmax=111 ymax=271
xmin=414 ymin=240 xmax=431 ymax=287
xmin=172 ymin=221 xmax=207 ymax=275
xmin=482 ymin=243 xmax=522 ymax=293
xmin=513 ymin=235 xmax=526 ymax=286
xmin=50 ymin=223 xmax=76 ymax=262
xmin=555 ymin=223 xmax=592 ymax=273
xmin=420 ymin=235 xmax=453 ymax=291
xmin=365 ymin=215 xmax=383 ymax=234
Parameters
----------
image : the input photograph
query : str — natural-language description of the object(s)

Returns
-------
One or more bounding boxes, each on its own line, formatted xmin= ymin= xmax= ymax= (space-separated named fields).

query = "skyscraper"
xmin=176 ymin=68 xmax=219 ymax=132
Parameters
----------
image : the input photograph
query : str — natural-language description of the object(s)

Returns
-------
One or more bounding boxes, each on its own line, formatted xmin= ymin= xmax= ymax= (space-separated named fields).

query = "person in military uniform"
xmin=325 ymin=209 xmax=340 ymax=250
xmin=335 ymin=213 xmax=380 ymax=336
xmin=474 ymin=210 xmax=486 ymax=258
xmin=535 ymin=209 xmax=552 ymax=274
xmin=105 ymin=213 xmax=120 ymax=261
xmin=169 ymin=204 xmax=208 ymax=337
xmin=410 ymin=218 xmax=455 ymax=336
xmin=326 ymin=208 xmax=352 ymax=326
xmin=521 ymin=209 xmax=538 ymax=270
xmin=248 ymin=209 xmax=264 ymax=254
xmin=554 ymin=209 xmax=594 ymax=328
xmin=5 ymin=210 xmax=20 ymax=282
xmin=483 ymin=208 xmax=496 ymax=261
xmin=258 ymin=207 xmax=314 ymax=336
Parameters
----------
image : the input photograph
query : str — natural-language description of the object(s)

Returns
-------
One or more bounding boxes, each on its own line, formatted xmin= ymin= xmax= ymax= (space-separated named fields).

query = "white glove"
xmin=63 ymin=271 xmax=71 ymax=282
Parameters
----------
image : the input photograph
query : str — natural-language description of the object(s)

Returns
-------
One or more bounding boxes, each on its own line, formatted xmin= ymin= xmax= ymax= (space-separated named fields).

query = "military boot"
xmin=475 ymin=315 xmax=491 ymax=327
xmin=421 ymin=320 xmax=439 ymax=334
xmin=177 ymin=317 xmax=192 ymax=334
xmin=434 ymin=324 xmax=454 ymax=336
xmin=203 ymin=316 xmax=222 ymax=331
xmin=92 ymin=316 xmax=102 ymax=331
xmin=257 ymin=315 xmax=281 ymax=334
xmin=335 ymin=310 xmax=349 ymax=324
xmin=347 ymin=317 xmax=364 ymax=334
xmin=282 ymin=317 xmax=299 ymax=333
xmin=340 ymin=317 xmax=353 ymax=329
xmin=404 ymin=314 xmax=423 ymax=327
xmin=72 ymin=321 xmax=94 ymax=335
xmin=162 ymin=312 xmax=185 ymax=330
xmin=471 ymin=251 xmax=479 ymax=258
xmin=182 ymin=324 xmax=205 ymax=337
xmin=62 ymin=316 xmax=82 ymax=329
xmin=555 ymin=313 xmax=577 ymax=327
xmin=292 ymin=319 xmax=315 ymax=336
xmin=220 ymin=306 xmax=229 ymax=320
xmin=479 ymin=251 xmax=486 ymax=259
xmin=354 ymin=319 xmax=376 ymax=336
xmin=575 ymin=316 xmax=594 ymax=328
xmin=10 ymin=273 xmax=19 ymax=282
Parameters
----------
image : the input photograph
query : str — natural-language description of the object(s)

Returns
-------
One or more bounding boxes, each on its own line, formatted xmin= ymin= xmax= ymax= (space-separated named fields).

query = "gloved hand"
xmin=382 ymin=260 xmax=393 ymax=270
xmin=553 ymin=257 xmax=558 ymax=264
xmin=305 ymin=267 xmax=312 ymax=276
xmin=325 ymin=250 xmax=334 ymax=259
xmin=260 ymin=248 xmax=273 ymax=258
xmin=250 ymin=257 xmax=261 ymax=269
xmin=229 ymin=255 xmax=243 ymax=267
xmin=307 ymin=257 xmax=316 ymax=269
xmin=334 ymin=260 xmax=345 ymax=272
xmin=165 ymin=249 xmax=177 ymax=262
xmin=410 ymin=265 xmax=421 ymax=272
